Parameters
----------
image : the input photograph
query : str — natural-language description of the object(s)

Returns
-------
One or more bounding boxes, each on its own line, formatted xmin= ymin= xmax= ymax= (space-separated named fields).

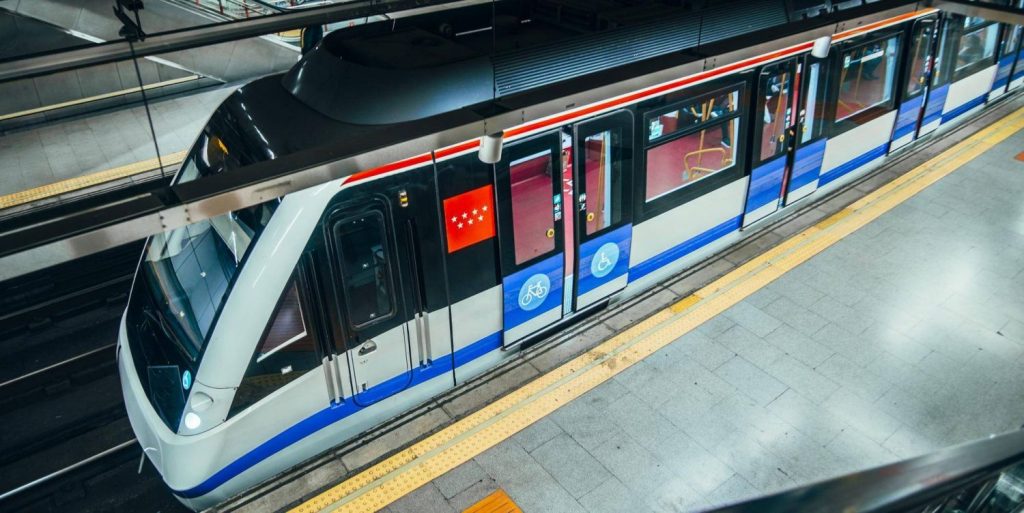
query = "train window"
xmin=333 ymin=212 xmax=396 ymax=328
xmin=645 ymin=125 xmax=737 ymax=201
xmin=954 ymin=22 xmax=999 ymax=79
xmin=510 ymin=150 xmax=556 ymax=264
xmin=757 ymin=64 xmax=794 ymax=162
xmin=801 ymin=61 xmax=829 ymax=144
xmin=648 ymin=89 xmax=740 ymax=143
xmin=835 ymin=35 xmax=900 ymax=123
xmin=582 ymin=129 xmax=625 ymax=235
xmin=229 ymin=275 xmax=320 ymax=417
xmin=905 ymin=22 xmax=935 ymax=98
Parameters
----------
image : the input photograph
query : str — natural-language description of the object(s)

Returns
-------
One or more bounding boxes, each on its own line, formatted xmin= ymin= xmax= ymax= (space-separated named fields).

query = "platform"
xmin=259 ymin=104 xmax=1024 ymax=513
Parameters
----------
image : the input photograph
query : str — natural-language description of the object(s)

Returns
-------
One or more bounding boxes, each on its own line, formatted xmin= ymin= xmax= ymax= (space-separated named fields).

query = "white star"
xmin=462 ymin=212 xmax=468 ymax=219
xmin=457 ymin=222 xmax=463 ymax=229
xmin=450 ymin=216 xmax=457 ymax=223
xmin=472 ymin=208 xmax=478 ymax=215
xmin=477 ymin=215 xmax=484 ymax=222
xmin=482 ymin=205 xmax=488 ymax=212
xmin=468 ymin=219 xmax=474 ymax=225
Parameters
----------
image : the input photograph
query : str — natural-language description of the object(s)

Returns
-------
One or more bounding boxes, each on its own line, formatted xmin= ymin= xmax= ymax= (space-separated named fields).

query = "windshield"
xmin=126 ymin=201 xmax=277 ymax=430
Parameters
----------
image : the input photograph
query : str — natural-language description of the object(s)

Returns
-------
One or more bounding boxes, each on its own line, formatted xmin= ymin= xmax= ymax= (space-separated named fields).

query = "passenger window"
xmin=649 ymin=89 xmax=740 ymax=142
xmin=757 ymin=65 xmax=794 ymax=162
xmin=333 ymin=212 xmax=395 ymax=327
xmin=230 ymin=276 xmax=320 ymax=417
xmin=510 ymin=151 xmax=556 ymax=264
xmin=836 ymin=35 xmax=900 ymax=122
xmin=955 ymin=23 xmax=999 ymax=78
xmin=800 ymin=61 xmax=828 ymax=144
xmin=905 ymin=23 xmax=934 ymax=97
xmin=582 ymin=129 xmax=625 ymax=235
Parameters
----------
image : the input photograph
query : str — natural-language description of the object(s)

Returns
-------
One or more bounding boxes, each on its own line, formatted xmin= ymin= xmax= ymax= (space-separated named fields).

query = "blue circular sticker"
xmin=182 ymin=369 xmax=192 ymax=390
xmin=590 ymin=242 xmax=620 ymax=279
xmin=518 ymin=273 xmax=551 ymax=311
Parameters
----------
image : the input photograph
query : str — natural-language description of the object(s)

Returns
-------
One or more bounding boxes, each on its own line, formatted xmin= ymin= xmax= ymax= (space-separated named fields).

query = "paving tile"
xmin=447 ymin=477 xmax=499 ymax=512
xmin=826 ymin=428 xmax=899 ymax=471
xmin=705 ymin=474 xmax=761 ymax=508
xmin=722 ymin=301 xmax=784 ymax=338
xmin=389 ymin=483 xmax=456 ymax=513
xmin=646 ymin=475 xmax=708 ymax=513
xmin=763 ymin=324 xmax=835 ymax=368
xmin=764 ymin=355 xmax=839 ymax=405
xmin=550 ymin=397 xmax=623 ymax=451
xmin=531 ymin=433 xmax=613 ymax=499
xmin=474 ymin=440 xmax=587 ymax=513
xmin=654 ymin=429 xmax=736 ymax=496
xmin=715 ymin=325 xmax=786 ymax=369
xmin=513 ymin=416 xmax=565 ymax=453
xmin=808 ymin=296 xmax=873 ymax=335
xmin=815 ymin=353 xmax=891 ymax=402
xmin=589 ymin=432 xmax=676 ymax=496
xmin=766 ymin=389 xmax=847 ymax=445
xmin=613 ymin=359 xmax=681 ymax=409
xmin=766 ymin=277 xmax=826 ymax=310
xmin=882 ymin=425 xmax=943 ymax=459
xmin=714 ymin=356 xmax=788 ymax=406
xmin=435 ymin=459 xmax=491 ymax=500
xmin=669 ymin=329 xmax=736 ymax=371
xmin=763 ymin=296 xmax=831 ymax=338
xmin=578 ymin=477 xmax=647 ymax=513
xmin=822 ymin=387 xmax=901 ymax=444
xmin=603 ymin=393 xmax=679 ymax=452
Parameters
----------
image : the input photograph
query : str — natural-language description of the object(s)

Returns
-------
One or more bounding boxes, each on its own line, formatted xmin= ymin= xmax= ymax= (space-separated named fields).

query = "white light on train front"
xmin=184 ymin=412 xmax=202 ymax=430
xmin=812 ymin=35 xmax=832 ymax=59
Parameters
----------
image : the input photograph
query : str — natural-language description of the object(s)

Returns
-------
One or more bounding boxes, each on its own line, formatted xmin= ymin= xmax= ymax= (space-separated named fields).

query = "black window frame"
xmin=951 ymin=18 xmax=1001 ymax=81
xmin=829 ymin=30 xmax=905 ymax=136
xmin=637 ymin=79 xmax=749 ymax=221
xmin=227 ymin=267 xmax=324 ymax=418
xmin=752 ymin=58 xmax=798 ymax=169
xmin=327 ymin=207 xmax=399 ymax=332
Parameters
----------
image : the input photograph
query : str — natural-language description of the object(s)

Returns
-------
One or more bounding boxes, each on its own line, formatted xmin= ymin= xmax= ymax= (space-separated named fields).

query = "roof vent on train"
xmin=281 ymin=28 xmax=495 ymax=125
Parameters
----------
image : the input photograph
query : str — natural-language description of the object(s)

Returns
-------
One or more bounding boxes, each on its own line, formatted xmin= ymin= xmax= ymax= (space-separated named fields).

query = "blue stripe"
xmin=922 ymin=83 xmax=949 ymax=126
xmin=818 ymin=143 xmax=889 ymax=188
xmin=174 ymin=331 xmax=502 ymax=499
xmin=628 ymin=216 xmax=742 ymax=283
xmin=788 ymin=138 xmax=827 ymax=193
xmin=941 ymin=93 xmax=987 ymax=124
xmin=993 ymin=55 xmax=1014 ymax=90
xmin=744 ymin=155 xmax=787 ymax=214
xmin=892 ymin=96 xmax=924 ymax=142
xmin=502 ymin=254 xmax=563 ymax=331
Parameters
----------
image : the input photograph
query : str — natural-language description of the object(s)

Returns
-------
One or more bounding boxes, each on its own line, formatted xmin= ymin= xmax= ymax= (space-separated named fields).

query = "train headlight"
xmin=184 ymin=412 xmax=202 ymax=430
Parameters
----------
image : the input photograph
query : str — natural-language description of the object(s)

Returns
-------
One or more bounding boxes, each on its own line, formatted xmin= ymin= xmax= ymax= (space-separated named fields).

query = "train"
xmin=116 ymin=0 xmax=1024 ymax=508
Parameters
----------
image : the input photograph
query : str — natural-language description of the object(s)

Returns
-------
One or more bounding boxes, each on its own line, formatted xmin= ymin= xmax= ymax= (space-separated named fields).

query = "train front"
xmin=115 ymin=85 xmax=283 ymax=509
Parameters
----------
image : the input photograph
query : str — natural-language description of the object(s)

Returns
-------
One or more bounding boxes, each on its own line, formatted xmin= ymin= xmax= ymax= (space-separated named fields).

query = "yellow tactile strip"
xmin=292 ymin=107 xmax=1024 ymax=513
xmin=0 ymin=150 xmax=187 ymax=210
xmin=0 ymin=75 xmax=200 ymax=122
xmin=462 ymin=489 xmax=523 ymax=513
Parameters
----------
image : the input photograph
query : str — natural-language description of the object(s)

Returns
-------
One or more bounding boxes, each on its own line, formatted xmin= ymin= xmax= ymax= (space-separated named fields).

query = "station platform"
xmin=218 ymin=103 xmax=1024 ymax=513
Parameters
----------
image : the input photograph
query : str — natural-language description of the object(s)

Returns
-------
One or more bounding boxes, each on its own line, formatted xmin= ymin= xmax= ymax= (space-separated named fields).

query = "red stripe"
xmin=342 ymin=153 xmax=433 ymax=185
xmin=345 ymin=9 xmax=934 ymax=186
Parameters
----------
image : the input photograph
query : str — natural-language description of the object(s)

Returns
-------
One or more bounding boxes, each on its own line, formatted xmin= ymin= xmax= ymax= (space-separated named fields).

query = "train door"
xmin=990 ymin=24 xmax=1023 ymax=101
xmin=494 ymin=132 xmax=566 ymax=347
xmin=1007 ymin=25 xmax=1024 ymax=91
xmin=742 ymin=57 xmax=798 ymax=226
xmin=572 ymin=111 xmax=633 ymax=310
xmin=892 ymin=15 xmax=939 ymax=152
xmin=325 ymin=198 xmax=416 ymax=406
xmin=920 ymin=16 xmax=951 ymax=138
xmin=785 ymin=52 xmax=830 ymax=205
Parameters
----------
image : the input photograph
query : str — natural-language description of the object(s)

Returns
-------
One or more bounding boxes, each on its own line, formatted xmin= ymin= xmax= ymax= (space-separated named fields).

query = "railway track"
xmin=0 ymin=241 xmax=189 ymax=512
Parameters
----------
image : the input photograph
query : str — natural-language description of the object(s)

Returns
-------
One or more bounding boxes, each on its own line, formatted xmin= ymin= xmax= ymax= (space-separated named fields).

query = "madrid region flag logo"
xmin=443 ymin=184 xmax=496 ymax=253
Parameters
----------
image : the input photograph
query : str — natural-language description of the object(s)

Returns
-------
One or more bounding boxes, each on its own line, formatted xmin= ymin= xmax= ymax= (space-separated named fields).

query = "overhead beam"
xmin=0 ymin=0 xmax=484 ymax=83
xmin=929 ymin=0 xmax=1024 ymax=25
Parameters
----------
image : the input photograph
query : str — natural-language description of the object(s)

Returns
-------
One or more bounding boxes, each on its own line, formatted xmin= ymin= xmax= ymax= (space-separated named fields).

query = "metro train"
xmin=116 ymin=0 xmax=1024 ymax=508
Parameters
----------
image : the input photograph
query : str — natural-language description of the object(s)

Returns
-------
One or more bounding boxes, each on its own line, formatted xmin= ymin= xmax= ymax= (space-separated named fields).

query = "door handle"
xmin=358 ymin=340 xmax=378 ymax=356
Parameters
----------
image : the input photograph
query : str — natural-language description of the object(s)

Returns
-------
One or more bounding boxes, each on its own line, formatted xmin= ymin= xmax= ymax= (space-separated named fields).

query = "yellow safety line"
xmin=0 ymin=150 xmax=187 ymax=210
xmin=292 ymin=106 xmax=1024 ymax=513
xmin=0 ymin=75 xmax=201 ymax=122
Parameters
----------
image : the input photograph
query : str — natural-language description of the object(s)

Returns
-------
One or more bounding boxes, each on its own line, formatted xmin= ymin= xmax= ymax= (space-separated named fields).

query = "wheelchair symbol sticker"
xmin=518 ymin=273 xmax=551 ymax=311
xmin=590 ymin=242 xmax=620 ymax=279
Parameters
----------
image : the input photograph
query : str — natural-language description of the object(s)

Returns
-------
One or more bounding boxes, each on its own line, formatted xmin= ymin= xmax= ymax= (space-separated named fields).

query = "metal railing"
xmin=709 ymin=428 xmax=1024 ymax=513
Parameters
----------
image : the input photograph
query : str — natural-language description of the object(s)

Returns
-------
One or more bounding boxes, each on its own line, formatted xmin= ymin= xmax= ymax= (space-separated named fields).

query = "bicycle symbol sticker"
xmin=590 ymin=242 xmax=620 ymax=279
xmin=518 ymin=273 xmax=551 ymax=311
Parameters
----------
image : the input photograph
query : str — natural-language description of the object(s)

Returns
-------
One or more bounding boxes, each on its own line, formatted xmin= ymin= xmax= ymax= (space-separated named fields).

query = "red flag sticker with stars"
xmin=443 ymin=184 xmax=496 ymax=253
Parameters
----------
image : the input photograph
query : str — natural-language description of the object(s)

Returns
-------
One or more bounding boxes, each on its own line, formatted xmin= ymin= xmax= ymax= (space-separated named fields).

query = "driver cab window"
xmin=332 ymin=211 xmax=396 ymax=328
xmin=229 ymin=274 xmax=320 ymax=417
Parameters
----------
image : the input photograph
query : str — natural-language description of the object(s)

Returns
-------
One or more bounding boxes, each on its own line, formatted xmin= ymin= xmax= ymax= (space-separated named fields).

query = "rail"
xmin=0 ymin=439 xmax=137 ymax=502
xmin=709 ymin=428 xmax=1024 ymax=513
